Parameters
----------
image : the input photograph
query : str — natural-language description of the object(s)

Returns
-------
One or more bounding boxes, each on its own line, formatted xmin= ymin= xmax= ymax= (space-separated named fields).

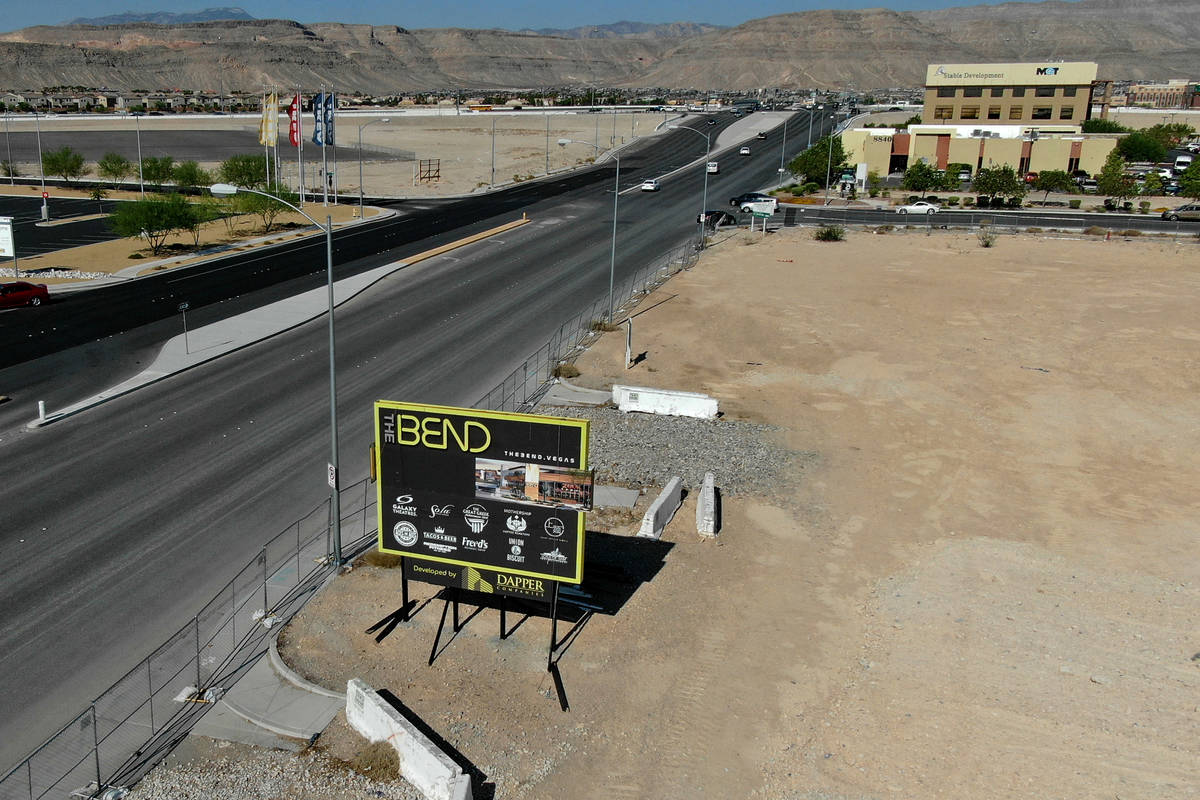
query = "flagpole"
xmin=331 ymin=90 xmax=338 ymax=204
xmin=296 ymin=88 xmax=304 ymax=206
xmin=321 ymin=85 xmax=329 ymax=206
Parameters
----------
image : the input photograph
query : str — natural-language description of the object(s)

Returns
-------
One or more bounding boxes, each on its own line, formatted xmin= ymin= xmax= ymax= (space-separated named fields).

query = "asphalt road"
xmin=0 ymin=111 xmax=828 ymax=770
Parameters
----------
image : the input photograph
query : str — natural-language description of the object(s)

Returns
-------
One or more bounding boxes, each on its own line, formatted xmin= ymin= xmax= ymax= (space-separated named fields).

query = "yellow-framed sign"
xmin=374 ymin=401 xmax=590 ymax=586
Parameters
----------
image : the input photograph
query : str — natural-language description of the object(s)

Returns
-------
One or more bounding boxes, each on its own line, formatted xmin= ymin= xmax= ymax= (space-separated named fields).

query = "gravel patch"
xmin=549 ymin=405 xmax=813 ymax=495
xmin=127 ymin=741 xmax=422 ymax=800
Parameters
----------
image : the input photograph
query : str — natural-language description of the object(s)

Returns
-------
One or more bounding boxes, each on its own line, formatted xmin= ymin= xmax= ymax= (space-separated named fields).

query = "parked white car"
xmin=896 ymin=200 xmax=940 ymax=214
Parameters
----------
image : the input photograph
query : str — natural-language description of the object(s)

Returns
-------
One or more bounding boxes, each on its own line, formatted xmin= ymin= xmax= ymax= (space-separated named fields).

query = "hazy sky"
xmin=9 ymin=0 xmax=1064 ymax=32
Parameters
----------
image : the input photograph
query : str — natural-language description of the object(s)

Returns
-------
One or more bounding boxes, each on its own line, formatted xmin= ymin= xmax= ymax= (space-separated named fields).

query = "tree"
xmin=1031 ymin=169 xmax=1075 ymax=203
xmin=973 ymin=165 xmax=1025 ymax=202
xmin=109 ymin=196 xmax=191 ymax=255
xmin=219 ymin=153 xmax=270 ymax=189
xmin=901 ymin=161 xmax=942 ymax=197
xmin=786 ymin=134 xmax=846 ymax=188
xmin=1081 ymin=119 xmax=1128 ymax=134
xmin=89 ymin=185 xmax=108 ymax=214
xmin=97 ymin=152 xmax=133 ymax=188
xmin=169 ymin=193 xmax=217 ymax=248
xmin=172 ymin=160 xmax=212 ymax=190
xmin=0 ymin=160 xmax=19 ymax=178
xmin=1142 ymin=122 xmax=1195 ymax=151
xmin=235 ymin=182 xmax=298 ymax=232
xmin=1116 ymin=132 xmax=1167 ymax=164
xmin=42 ymin=146 xmax=89 ymax=186
xmin=1141 ymin=172 xmax=1164 ymax=197
xmin=141 ymin=156 xmax=175 ymax=191
xmin=1178 ymin=161 xmax=1200 ymax=202
xmin=1096 ymin=150 xmax=1136 ymax=205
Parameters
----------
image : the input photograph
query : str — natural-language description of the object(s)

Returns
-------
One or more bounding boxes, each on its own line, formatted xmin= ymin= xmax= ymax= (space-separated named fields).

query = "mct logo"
xmin=1036 ymin=66 xmax=1060 ymax=75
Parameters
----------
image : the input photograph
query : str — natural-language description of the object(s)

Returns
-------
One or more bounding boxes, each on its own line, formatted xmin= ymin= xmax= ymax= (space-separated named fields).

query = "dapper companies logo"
xmin=393 ymin=521 xmax=418 ymax=547
xmin=463 ymin=504 xmax=489 ymax=533
xmin=392 ymin=494 xmax=417 ymax=516
xmin=544 ymin=517 xmax=565 ymax=538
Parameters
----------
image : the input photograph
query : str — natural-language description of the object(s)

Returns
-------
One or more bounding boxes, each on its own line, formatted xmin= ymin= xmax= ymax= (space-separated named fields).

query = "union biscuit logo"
xmin=393 ymin=521 xmax=418 ymax=547
xmin=463 ymin=504 xmax=489 ymax=533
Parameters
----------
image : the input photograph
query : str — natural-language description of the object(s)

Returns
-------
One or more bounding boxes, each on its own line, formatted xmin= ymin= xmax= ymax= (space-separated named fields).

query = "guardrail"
xmin=1 ymin=235 xmax=703 ymax=799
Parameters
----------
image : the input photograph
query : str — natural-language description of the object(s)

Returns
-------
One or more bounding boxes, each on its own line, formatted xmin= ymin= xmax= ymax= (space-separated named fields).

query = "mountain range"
xmin=1 ymin=0 xmax=1196 ymax=94
xmin=65 ymin=7 xmax=255 ymax=26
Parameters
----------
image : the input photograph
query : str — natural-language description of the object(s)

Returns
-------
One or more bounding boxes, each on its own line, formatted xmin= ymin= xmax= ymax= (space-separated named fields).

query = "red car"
xmin=1024 ymin=171 xmax=1039 ymax=184
xmin=0 ymin=281 xmax=48 ymax=308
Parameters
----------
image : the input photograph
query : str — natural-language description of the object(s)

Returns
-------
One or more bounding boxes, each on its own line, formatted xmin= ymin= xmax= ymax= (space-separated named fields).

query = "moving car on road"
xmin=0 ymin=281 xmax=48 ymax=308
xmin=739 ymin=146 xmax=752 ymax=156
xmin=640 ymin=179 xmax=661 ymax=192
xmin=897 ymin=200 xmax=940 ymax=214
xmin=756 ymin=131 xmax=768 ymax=139
xmin=729 ymin=192 xmax=772 ymax=208
xmin=1161 ymin=203 xmax=1200 ymax=221
xmin=698 ymin=210 xmax=738 ymax=228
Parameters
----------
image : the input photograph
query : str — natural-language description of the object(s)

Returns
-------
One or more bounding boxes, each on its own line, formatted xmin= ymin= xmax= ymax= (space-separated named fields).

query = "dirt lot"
xmin=278 ymin=226 xmax=1200 ymax=799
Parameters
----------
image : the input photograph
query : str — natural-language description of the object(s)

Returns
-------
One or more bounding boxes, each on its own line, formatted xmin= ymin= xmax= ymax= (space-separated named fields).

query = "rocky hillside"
xmin=0 ymin=0 xmax=1195 ymax=93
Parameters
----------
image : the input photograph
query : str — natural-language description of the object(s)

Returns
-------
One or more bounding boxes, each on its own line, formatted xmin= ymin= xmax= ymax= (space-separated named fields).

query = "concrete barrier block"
xmin=696 ymin=472 xmax=717 ymax=536
xmin=638 ymin=476 xmax=683 ymax=539
xmin=346 ymin=679 xmax=472 ymax=800
xmin=612 ymin=384 xmax=718 ymax=419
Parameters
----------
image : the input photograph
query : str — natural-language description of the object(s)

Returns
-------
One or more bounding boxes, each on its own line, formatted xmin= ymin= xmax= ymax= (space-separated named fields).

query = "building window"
xmin=934 ymin=106 xmax=954 ymax=120
xmin=1032 ymin=106 xmax=1053 ymax=120
xmin=937 ymin=87 xmax=956 ymax=98
xmin=1012 ymin=87 xmax=1026 ymax=97
xmin=988 ymin=106 xmax=1002 ymax=119
xmin=1035 ymin=86 xmax=1056 ymax=98
xmin=1059 ymin=106 xmax=1074 ymax=120
xmin=960 ymin=106 xmax=980 ymax=119
xmin=991 ymin=87 xmax=1005 ymax=97
xmin=1009 ymin=107 xmax=1024 ymax=120
xmin=1062 ymin=86 xmax=1077 ymax=97
xmin=963 ymin=87 xmax=983 ymax=97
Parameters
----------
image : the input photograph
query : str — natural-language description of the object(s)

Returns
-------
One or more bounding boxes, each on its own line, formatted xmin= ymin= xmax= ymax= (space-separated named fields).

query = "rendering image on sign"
xmin=374 ymin=401 xmax=589 ymax=585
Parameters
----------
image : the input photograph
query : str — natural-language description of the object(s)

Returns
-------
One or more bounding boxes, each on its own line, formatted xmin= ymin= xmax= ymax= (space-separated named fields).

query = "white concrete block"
xmin=612 ymin=385 xmax=718 ymax=419
xmin=346 ymin=679 xmax=472 ymax=800
xmin=638 ymin=476 xmax=683 ymax=539
xmin=696 ymin=472 xmax=717 ymax=536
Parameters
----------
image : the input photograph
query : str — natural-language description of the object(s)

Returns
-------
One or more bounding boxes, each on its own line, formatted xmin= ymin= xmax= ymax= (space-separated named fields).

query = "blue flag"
xmin=324 ymin=92 xmax=336 ymax=147
xmin=312 ymin=92 xmax=325 ymax=146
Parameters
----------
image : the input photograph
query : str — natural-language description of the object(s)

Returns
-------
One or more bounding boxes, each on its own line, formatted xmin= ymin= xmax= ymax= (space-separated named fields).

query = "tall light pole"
xmin=558 ymin=138 xmax=619 ymax=323
xmin=357 ymin=117 xmax=390 ymax=218
xmin=209 ymin=182 xmax=344 ymax=565
xmin=490 ymin=116 xmax=496 ymax=188
xmin=34 ymin=110 xmax=46 ymax=219
xmin=778 ymin=116 xmax=790 ymax=184
xmin=823 ymin=114 xmax=837 ymax=206
xmin=4 ymin=109 xmax=12 ymax=185
xmin=668 ymin=124 xmax=711 ymax=247
xmin=133 ymin=112 xmax=146 ymax=199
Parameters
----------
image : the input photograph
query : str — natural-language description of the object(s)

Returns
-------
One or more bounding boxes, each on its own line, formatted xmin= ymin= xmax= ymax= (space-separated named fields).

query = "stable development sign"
xmin=374 ymin=402 xmax=591 ymax=588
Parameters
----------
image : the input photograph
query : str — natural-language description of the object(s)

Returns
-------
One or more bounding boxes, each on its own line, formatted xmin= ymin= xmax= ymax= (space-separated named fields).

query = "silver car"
xmin=1161 ymin=203 xmax=1200 ymax=221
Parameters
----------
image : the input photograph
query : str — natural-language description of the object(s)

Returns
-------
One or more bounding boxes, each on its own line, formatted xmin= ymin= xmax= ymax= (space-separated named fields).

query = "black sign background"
xmin=375 ymin=402 xmax=588 ymax=584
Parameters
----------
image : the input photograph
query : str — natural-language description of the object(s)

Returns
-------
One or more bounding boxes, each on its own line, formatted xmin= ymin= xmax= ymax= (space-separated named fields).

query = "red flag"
xmin=288 ymin=93 xmax=301 ymax=147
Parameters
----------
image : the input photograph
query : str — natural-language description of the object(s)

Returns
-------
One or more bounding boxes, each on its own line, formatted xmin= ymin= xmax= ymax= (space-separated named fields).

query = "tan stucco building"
xmin=841 ymin=61 xmax=1119 ymax=179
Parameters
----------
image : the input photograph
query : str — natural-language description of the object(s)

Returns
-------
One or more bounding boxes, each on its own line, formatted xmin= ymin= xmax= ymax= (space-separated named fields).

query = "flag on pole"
xmin=288 ymin=92 xmax=301 ymax=147
xmin=258 ymin=92 xmax=279 ymax=146
xmin=312 ymin=91 xmax=326 ymax=146
xmin=324 ymin=92 xmax=336 ymax=146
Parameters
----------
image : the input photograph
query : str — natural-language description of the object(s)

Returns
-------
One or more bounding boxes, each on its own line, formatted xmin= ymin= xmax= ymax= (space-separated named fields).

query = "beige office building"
xmin=923 ymin=62 xmax=1100 ymax=125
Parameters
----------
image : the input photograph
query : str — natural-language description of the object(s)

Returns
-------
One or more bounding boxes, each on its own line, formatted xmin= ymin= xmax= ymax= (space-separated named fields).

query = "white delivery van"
xmin=706 ymin=161 xmax=719 ymax=174
xmin=1174 ymin=154 xmax=1194 ymax=172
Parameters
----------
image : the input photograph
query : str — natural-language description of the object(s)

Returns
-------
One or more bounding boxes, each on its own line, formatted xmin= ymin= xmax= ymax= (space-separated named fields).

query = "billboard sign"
xmin=0 ymin=217 xmax=13 ymax=258
xmin=374 ymin=402 xmax=590 ymax=585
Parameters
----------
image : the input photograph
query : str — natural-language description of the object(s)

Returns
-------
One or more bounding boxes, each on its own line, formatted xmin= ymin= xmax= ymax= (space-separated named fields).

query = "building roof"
xmin=925 ymin=62 xmax=1098 ymax=86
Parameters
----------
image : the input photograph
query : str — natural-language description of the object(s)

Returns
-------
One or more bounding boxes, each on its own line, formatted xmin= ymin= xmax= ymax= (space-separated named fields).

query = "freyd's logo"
xmin=462 ymin=537 xmax=488 ymax=551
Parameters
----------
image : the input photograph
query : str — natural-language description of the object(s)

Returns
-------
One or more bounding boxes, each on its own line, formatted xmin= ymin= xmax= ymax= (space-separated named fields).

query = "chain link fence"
xmin=1 ymin=235 xmax=703 ymax=799
xmin=475 ymin=236 xmax=701 ymax=412
xmin=0 ymin=480 xmax=378 ymax=800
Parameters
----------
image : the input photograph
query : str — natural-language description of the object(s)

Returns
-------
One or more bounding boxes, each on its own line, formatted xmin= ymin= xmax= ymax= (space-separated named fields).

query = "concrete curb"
xmin=696 ymin=472 xmax=717 ymax=536
xmin=638 ymin=476 xmax=683 ymax=539
xmin=269 ymin=631 xmax=345 ymax=700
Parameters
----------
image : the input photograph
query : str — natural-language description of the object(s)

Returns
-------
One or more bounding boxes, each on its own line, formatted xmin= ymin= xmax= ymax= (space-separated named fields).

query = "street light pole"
xmin=490 ymin=116 xmax=496 ymax=188
xmin=823 ymin=115 xmax=836 ymax=206
xmin=208 ymin=182 xmax=344 ymax=566
xmin=668 ymin=124 xmax=711 ymax=247
xmin=4 ymin=110 xmax=12 ymax=186
xmin=134 ymin=112 xmax=145 ymax=199
xmin=558 ymin=138 xmax=620 ymax=322
xmin=34 ymin=111 xmax=46 ymax=219
xmin=357 ymin=117 xmax=390 ymax=218
xmin=779 ymin=116 xmax=790 ymax=177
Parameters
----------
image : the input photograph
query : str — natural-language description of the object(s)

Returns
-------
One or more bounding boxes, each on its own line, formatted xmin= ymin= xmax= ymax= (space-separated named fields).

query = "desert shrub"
xmin=978 ymin=227 xmax=997 ymax=248
xmin=1084 ymin=226 xmax=1107 ymax=236
xmin=589 ymin=319 xmax=620 ymax=332
xmin=875 ymin=224 xmax=894 ymax=233
xmin=947 ymin=196 xmax=960 ymax=206
xmin=962 ymin=197 xmax=974 ymax=207
xmin=1069 ymin=199 xmax=1081 ymax=209
xmin=1138 ymin=201 xmax=1150 ymax=214
xmin=814 ymin=225 xmax=845 ymax=241
xmin=868 ymin=188 xmax=879 ymax=198
xmin=801 ymin=181 xmax=821 ymax=195
xmin=553 ymin=363 xmax=581 ymax=378
xmin=1025 ymin=227 xmax=1043 ymax=233
xmin=881 ymin=190 xmax=891 ymax=198
xmin=1119 ymin=229 xmax=1142 ymax=237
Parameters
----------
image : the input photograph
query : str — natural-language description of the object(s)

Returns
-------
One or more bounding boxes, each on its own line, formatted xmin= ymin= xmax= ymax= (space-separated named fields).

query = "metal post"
xmin=135 ymin=113 xmax=144 ymax=199
xmin=490 ymin=117 xmax=496 ymax=188
xmin=823 ymin=116 xmax=835 ymax=206
xmin=608 ymin=157 xmax=619 ymax=323
xmin=34 ymin=111 xmax=46 ymax=219
xmin=195 ymin=616 xmax=202 ymax=687
xmin=326 ymin=215 xmax=342 ymax=565
xmin=91 ymin=705 xmax=101 ymax=792
xmin=779 ymin=117 xmax=789 ymax=176
xmin=179 ymin=302 xmax=189 ymax=354
xmin=547 ymin=582 xmax=560 ymax=671
xmin=545 ymin=114 xmax=549 ymax=174
xmin=3 ymin=109 xmax=11 ymax=185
